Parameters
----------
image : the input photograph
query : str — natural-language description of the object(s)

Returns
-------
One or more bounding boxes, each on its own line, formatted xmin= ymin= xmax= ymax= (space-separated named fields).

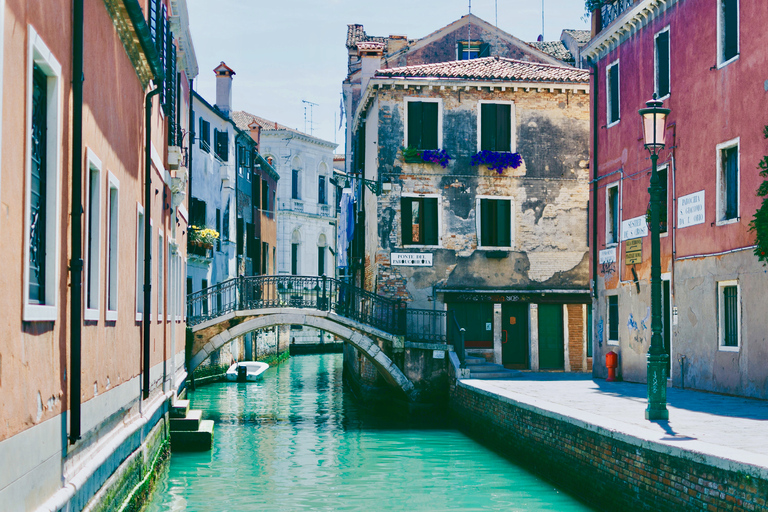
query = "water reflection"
xmin=146 ymin=354 xmax=593 ymax=511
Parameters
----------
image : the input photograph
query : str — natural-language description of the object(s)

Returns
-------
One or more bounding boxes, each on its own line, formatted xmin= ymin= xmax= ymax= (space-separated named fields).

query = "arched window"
xmin=317 ymin=233 xmax=327 ymax=276
xmin=291 ymin=229 xmax=301 ymax=274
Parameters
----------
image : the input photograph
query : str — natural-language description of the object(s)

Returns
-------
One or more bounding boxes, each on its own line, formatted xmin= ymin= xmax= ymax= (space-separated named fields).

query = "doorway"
xmin=501 ymin=302 xmax=529 ymax=369
xmin=538 ymin=304 xmax=564 ymax=370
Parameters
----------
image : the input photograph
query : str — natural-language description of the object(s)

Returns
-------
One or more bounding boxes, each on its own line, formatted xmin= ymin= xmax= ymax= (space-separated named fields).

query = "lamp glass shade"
xmin=638 ymin=99 xmax=670 ymax=150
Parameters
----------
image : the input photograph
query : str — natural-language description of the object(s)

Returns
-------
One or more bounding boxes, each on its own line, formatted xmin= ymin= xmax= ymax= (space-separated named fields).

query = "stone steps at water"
xmin=469 ymin=371 xmax=522 ymax=379
xmin=169 ymin=409 xmax=202 ymax=431
xmin=463 ymin=357 xmax=522 ymax=380
xmin=170 ymin=420 xmax=214 ymax=452
xmin=170 ymin=399 xmax=190 ymax=418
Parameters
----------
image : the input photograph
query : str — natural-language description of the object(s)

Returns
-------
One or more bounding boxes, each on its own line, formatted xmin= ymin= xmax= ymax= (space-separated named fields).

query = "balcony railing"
xmin=600 ymin=0 xmax=635 ymax=30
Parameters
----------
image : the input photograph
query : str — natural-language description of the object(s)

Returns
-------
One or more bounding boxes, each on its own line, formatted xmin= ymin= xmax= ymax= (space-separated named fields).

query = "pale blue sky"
xmin=186 ymin=0 xmax=589 ymax=152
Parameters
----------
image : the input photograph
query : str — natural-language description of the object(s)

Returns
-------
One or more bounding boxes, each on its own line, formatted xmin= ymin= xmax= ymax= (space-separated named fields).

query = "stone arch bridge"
xmin=187 ymin=275 xmax=465 ymax=402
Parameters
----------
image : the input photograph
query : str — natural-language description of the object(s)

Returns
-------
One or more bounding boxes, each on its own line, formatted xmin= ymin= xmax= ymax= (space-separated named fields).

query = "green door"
xmin=502 ymin=302 xmax=529 ymax=369
xmin=538 ymin=304 xmax=564 ymax=370
xmin=448 ymin=302 xmax=494 ymax=349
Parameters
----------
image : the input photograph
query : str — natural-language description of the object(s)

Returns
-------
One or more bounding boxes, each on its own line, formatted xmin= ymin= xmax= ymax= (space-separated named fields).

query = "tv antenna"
xmin=302 ymin=99 xmax=319 ymax=136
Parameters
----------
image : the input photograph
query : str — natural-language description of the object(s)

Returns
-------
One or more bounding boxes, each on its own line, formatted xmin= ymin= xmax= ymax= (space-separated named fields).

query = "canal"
xmin=146 ymin=354 xmax=594 ymax=511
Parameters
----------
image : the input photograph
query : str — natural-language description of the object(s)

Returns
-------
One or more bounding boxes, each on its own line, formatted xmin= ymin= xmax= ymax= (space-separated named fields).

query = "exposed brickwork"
xmin=375 ymin=251 xmax=411 ymax=301
xmin=567 ymin=304 xmax=584 ymax=372
xmin=450 ymin=384 xmax=768 ymax=512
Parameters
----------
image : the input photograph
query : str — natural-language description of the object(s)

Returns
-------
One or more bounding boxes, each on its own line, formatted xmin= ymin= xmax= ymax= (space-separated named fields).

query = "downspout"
xmin=143 ymin=86 xmax=161 ymax=400
xmin=69 ymin=0 xmax=84 ymax=444
xmin=188 ymin=81 xmax=194 ymax=200
xmin=590 ymin=58 xmax=599 ymax=300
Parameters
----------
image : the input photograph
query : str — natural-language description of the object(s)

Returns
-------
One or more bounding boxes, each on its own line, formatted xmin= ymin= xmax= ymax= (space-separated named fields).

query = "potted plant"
xmin=402 ymin=146 xmax=422 ymax=163
xmin=471 ymin=151 xmax=523 ymax=174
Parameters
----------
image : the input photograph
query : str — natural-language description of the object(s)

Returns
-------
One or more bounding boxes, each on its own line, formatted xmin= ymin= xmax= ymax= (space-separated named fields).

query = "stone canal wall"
xmin=450 ymin=381 xmax=768 ymax=512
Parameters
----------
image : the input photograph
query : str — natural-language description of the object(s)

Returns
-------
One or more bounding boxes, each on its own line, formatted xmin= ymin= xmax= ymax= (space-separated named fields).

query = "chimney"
xmin=248 ymin=120 xmax=261 ymax=152
xmin=387 ymin=35 xmax=408 ymax=54
xmin=356 ymin=42 xmax=384 ymax=93
xmin=214 ymin=61 xmax=235 ymax=116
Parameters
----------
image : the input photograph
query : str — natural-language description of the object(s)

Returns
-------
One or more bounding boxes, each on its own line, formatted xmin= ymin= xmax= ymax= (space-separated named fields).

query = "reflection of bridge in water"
xmin=187 ymin=275 xmax=466 ymax=401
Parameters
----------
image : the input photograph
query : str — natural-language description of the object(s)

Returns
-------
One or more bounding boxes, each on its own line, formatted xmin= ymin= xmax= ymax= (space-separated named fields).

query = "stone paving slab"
xmin=464 ymin=373 xmax=768 ymax=471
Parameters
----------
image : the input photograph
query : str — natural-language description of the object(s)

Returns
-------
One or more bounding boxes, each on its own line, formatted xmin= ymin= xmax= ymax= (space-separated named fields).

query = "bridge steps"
xmin=170 ymin=401 xmax=214 ymax=451
xmin=465 ymin=357 xmax=522 ymax=380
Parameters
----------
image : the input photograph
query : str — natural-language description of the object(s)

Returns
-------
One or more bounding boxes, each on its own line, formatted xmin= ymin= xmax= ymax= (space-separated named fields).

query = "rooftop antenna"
xmin=302 ymin=99 xmax=318 ymax=136
xmin=467 ymin=0 xmax=472 ymax=60
xmin=495 ymin=0 xmax=498 ymax=28
xmin=541 ymin=0 xmax=545 ymax=40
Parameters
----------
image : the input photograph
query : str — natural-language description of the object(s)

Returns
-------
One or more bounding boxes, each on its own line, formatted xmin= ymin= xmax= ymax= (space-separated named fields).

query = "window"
xmin=478 ymin=198 xmax=512 ymax=248
xmin=166 ymin=239 xmax=171 ymax=321
xmin=136 ymin=205 xmax=145 ymax=321
xmin=457 ymin=40 xmax=489 ymax=60
xmin=606 ymin=60 xmax=620 ymax=126
xmin=318 ymin=176 xmax=327 ymax=205
xmin=199 ymin=117 xmax=210 ymax=152
xmin=606 ymin=183 xmax=619 ymax=245
xmin=318 ymin=246 xmax=325 ymax=276
xmin=190 ymin=198 xmax=206 ymax=227
xmin=608 ymin=295 xmax=619 ymax=344
xmin=246 ymin=223 xmax=256 ymax=263
xmin=263 ymin=242 xmax=269 ymax=275
xmin=655 ymin=28 xmax=670 ymax=99
xmin=106 ymin=172 xmax=119 ymax=321
xmin=158 ymin=230 xmax=164 ymax=321
xmin=201 ymin=279 xmax=208 ymax=315
xmin=262 ymin=179 xmax=269 ymax=216
xmin=406 ymin=100 xmax=440 ymax=150
xmin=292 ymin=243 xmax=299 ymax=275
xmin=214 ymin=129 xmax=228 ymax=161
xmin=24 ymin=27 xmax=63 ymax=321
xmin=658 ymin=166 xmax=668 ymax=234
xmin=236 ymin=218 xmax=244 ymax=256
xmin=718 ymin=0 xmax=739 ymax=66
xmin=253 ymin=178 xmax=261 ymax=211
xmin=717 ymin=139 xmax=739 ymax=223
xmin=84 ymin=150 xmax=102 ymax=320
xmin=292 ymin=169 xmax=300 ymax=199
xmin=478 ymin=102 xmax=513 ymax=152
xmin=401 ymin=196 xmax=439 ymax=246
xmin=718 ymin=281 xmax=739 ymax=350
xmin=215 ymin=208 xmax=221 ymax=251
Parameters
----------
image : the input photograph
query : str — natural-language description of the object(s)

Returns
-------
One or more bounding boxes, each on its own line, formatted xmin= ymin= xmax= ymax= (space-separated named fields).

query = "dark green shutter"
xmin=609 ymin=65 xmax=620 ymax=123
xmin=481 ymin=104 xmax=497 ymax=151
xmin=423 ymin=198 xmax=438 ymax=245
xmin=479 ymin=43 xmax=491 ymax=57
xmin=480 ymin=199 xmax=492 ymax=246
xmin=496 ymin=104 xmax=511 ymax=152
xmin=408 ymin=101 xmax=423 ymax=148
xmin=496 ymin=199 xmax=511 ymax=246
xmin=458 ymin=42 xmax=466 ymax=60
xmin=723 ymin=0 xmax=738 ymax=61
xmin=725 ymin=146 xmax=738 ymax=219
xmin=656 ymin=31 xmax=670 ymax=98
xmin=401 ymin=198 xmax=413 ymax=245
xmin=167 ymin=34 xmax=177 ymax=143
xmin=422 ymin=102 xmax=438 ymax=150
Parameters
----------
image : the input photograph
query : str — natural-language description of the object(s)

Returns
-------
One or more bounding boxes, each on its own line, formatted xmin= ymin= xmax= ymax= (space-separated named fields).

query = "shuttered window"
xmin=721 ymin=0 xmax=738 ymax=62
xmin=722 ymin=145 xmax=739 ymax=220
xmin=479 ymin=198 xmax=511 ymax=247
xmin=608 ymin=296 xmax=619 ymax=342
xmin=318 ymin=176 xmax=327 ymax=205
xmin=199 ymin=118 xmax=210 ymax=152
xmin=722 ymin=285 xmax=738 ymax=347
xmin=318 ymin=246 xmax=325 ymax=276
xmin=607 ymin=62 xmax=620 ymax=124
xmin=214 ymin=129 xmax=228 ymax=161
xmin=655 ymin=30 xmax=670 ymax=98
xmin=407 ymin=101 xmax=439 ymax=150
xmin=458 ymin=41 xmax=490 ymax=60
xmin=401 ymin=197 xmax=438 ymax=246
xmin=480 ymin=103 xmax=511 ymax=152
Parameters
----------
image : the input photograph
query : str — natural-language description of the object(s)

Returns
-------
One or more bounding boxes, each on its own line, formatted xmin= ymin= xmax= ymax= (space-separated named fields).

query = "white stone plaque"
xmin=678 ymin=190 xmax=705 ymax=229
xmin=391 ymin=252 xmax=433 ymax=266
xmin=599 ymin=248 xmax=617 ymax=264
xmin=432 ymin=350 xmax=445 ymax=359
xmin=621 ymin=215 xmax=648 ymax=241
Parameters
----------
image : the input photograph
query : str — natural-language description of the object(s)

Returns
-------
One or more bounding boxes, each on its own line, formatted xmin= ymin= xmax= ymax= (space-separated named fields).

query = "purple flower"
xmin=471 ymin=151 xmax=523 ymax=174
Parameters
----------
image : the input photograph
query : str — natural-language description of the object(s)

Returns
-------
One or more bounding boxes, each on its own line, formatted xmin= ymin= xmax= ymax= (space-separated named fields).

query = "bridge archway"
xmin=190 ymin=309 xmax=415 ymax=400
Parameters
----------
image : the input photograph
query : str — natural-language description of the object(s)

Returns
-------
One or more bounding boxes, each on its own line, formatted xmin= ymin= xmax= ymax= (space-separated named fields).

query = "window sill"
xmin=718 ymin=345 xmax=740 ymax=352
xmin=84 ymin=308 xmax=99 ymax=322
xmin=606 ymin=120 xmax=620 ymax=129
xmin=716 ymin=217 xmax=739 ymax=227
xmin=23 ymin=303 xmax=57 ymax=322
xmin=607 ymin=340 xmax=619 ymax=346
xmin=135 ymin=312 xmax=143 ymax=322
xmin=402 ymin=244 xmax=441 ymax=249
xmin=478 ymin=246 xmax=513 ymax=251
xmin=605 ymin=242 xmax=618 ymax=248
xmin=655 ymin=93 xmax=670 ymax=102
xmin=106 ymin=310 xmax=118 ymax=322
xmin=717 ymin=55 xmax=739 ymax=70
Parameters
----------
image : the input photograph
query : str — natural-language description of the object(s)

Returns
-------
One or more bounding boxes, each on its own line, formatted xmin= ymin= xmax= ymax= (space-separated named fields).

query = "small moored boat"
xmin=225 ymin=361 xmax=270 ymax=382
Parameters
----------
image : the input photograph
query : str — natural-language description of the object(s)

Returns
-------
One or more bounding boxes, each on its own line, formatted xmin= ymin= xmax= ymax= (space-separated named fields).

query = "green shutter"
xmin=480 ymin=199 xmax=492 ymax=246
xmin=479 ymin=43 xmax=491 ymax=57
xmin=497 ymin=199 xmax=511 ymax=246
xmin=481 ymin=103 xmax=497 ymax=151
xmin=423 ymin=198 xmax=438 ymax=245
xmin=723 ymin=0 xmax=738 ymax=61
xmin=656 ymin=31 xmax=670 ymax=98
xmin=422 ymin=102 xmax=439 ymax=150
xmin=609 ymin=65 xmax=620 ymax=123
xmin=401 ymin=198 xmax=413 ymax=245
xmin=408 ymin=101 xmax=423 ymax=149
xmin=496 ymin=104 xmax=511 ymax=152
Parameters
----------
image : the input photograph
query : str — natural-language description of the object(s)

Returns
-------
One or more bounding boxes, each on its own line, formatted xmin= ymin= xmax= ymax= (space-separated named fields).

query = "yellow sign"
xmin=626 ymin=238 xmax=642 ymax=265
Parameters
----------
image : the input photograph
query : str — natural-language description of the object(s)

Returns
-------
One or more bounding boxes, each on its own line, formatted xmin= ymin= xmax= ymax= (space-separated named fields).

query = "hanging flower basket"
xmin=401 ymin=147 xmax=453 ymax=168
xmin=471 ymin=151 xmax=523 ymax=174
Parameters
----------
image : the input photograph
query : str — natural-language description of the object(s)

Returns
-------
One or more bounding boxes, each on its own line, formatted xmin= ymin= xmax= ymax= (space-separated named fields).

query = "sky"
xmin=186 ymin=0 xmax=590 ymax=153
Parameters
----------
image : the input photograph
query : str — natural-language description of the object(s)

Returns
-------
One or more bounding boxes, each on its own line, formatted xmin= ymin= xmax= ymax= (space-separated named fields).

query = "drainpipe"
xmin=69 ymin=0 xmax=84 ymax=444
xmin=188 ymin=81 xmax=194 ymax=200
xmin=143 ymin=86 xmax=162 ymax=399
xmin=589 ymin=58 xmax=599 ymax=301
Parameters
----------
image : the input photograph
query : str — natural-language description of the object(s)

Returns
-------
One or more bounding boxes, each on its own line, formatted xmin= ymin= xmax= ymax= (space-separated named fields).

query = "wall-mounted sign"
xmin=391 ymin=252 xmax=433 ymax=266
xmin=599 ymin=248 xmax=617 ymax=264
xmin=621 ymin=215 xmax=648 ymax=241
xmin=625 ymin=238 xmax=642 ymax=265
xmin=432 ymin=350 xmax=445 ymax=359
xmin=678 ymin=190 xmax=705 ymax=228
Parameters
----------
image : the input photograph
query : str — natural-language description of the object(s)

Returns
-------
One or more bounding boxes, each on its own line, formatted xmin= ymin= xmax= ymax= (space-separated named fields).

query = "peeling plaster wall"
xmin=362 ymin=85 xmax=590 ymax=309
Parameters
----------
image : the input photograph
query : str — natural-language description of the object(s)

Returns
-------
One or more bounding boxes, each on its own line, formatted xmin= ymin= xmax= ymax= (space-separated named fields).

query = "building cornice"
xmin=260 ymin=130 xmax=338 ymax=149
xmin=102 ymin=0 xmax=164 ymax=87
xmin=582 ymin=0 xmax=679 ymax=62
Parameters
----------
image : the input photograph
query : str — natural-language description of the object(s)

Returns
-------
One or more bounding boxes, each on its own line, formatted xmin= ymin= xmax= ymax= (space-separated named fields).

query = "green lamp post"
xmin=639 ymin=95 xmax=671 ymax=421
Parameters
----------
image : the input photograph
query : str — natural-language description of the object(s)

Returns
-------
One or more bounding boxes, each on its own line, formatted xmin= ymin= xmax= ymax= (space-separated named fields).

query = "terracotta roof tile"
xmin=562 ymin=29 xmax=592 ymax=44
xmin=527 ymin=41 xmax=574 ymax=63
xmin=374 ymin=56 xmax=589 ymax=83
xmin=231 ymin=110 xmax=299 ymax=134
xmin=346 ymin=24 xmax=387 ymax=50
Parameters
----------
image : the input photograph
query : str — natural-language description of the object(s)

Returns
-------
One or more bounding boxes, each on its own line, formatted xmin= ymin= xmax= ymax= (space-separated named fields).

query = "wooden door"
xmin=502 ymin=302 xmax=529 ymax=369
xmin=538 ymin=304 xmax=564 ymax=370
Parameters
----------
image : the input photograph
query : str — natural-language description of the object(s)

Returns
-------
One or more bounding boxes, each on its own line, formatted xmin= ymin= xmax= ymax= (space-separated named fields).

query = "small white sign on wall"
xmin=599 ymin=248 xmax=617 ymax=264
xmin=621 ymin=215 xmax=648 ymax=241
xmin=391 ymin=252 xmax=433 ymax=266
xmin=678 ymin=190 xmax=705 ymax=229
xmin=432 ymin=350 xmax=445 ymax=359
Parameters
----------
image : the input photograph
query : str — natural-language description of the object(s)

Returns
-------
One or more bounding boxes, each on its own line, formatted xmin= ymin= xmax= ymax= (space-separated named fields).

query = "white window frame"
xmin=605 ymin=182 xmax=620 ymax=246
xmin=715 ymin=137 xmax=740 ymax=226
xmin=83 ymin=149 xmax=102 ymax=320
xmin=654 ymin=26 xmax=671 ymax=101
xmin=404 ymin=97 xmax=443 ymax=150
xmin=167 ymin=238 xmax=173 ymax=321
xmin=158 ymin=229 xmax=164 ymax=322
xmin=23 ymin=26 xmax=63 ymax=322
xmin=136 ymin=204 xmax=145 ymax=321
xmin=606 ymin=59 xmax=620 ymax=128
xmin=401 ymin=192 xmax=442 ymax=248
xmin=717 ymin=280 xmax=740 ymax=351
xmin=717 ymin=0 xmax=740 ymax=68
xmin=475 ymin=195 xmax=515 ymax=250
xmin=105 ymin=172 xmax=119 ymax=321
xmin=476 ymin=100 xmax=516 ymax=154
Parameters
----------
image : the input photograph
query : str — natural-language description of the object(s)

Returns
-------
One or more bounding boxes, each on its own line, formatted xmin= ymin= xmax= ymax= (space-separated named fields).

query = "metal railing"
xmin=448 ymin=311 xmax=466 ymax=367
xmin=599 ymin=0 xmax=635 ymax=30
xmin=405 ymin=309 xmax=447 ymax=343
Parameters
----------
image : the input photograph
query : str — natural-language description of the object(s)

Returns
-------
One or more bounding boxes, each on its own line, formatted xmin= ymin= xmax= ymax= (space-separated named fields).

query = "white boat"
xmin=225 ymin=361 xmax=270 ymax=382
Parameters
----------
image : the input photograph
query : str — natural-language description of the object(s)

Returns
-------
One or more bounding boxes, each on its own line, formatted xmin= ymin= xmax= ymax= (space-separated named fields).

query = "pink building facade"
xmin=585 ymin=0 xmax=768 ymax=398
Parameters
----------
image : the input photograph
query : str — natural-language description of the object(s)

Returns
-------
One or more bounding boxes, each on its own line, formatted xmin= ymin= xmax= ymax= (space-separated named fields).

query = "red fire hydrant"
xmin=606 ymin=351 xmax=618 ymax=382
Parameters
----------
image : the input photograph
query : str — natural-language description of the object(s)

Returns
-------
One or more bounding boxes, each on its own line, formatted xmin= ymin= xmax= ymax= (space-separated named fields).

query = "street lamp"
xmin=639 ymin=95 xmax=670 ymax=421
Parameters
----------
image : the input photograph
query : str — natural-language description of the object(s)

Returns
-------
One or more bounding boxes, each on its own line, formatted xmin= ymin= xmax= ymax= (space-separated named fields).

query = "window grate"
xmin=723 ymin=285 xmax=738 ymax=347
xmin=29 ymin=65 xmax=48 ymax=303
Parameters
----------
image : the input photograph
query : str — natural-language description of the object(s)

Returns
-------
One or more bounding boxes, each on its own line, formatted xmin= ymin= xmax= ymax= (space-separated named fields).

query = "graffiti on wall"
xmin=597 ymin=317 xmax=604 ymax=348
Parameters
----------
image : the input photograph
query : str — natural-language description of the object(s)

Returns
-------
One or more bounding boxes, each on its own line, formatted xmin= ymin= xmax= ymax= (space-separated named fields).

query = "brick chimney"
xmin=214 ymin=61 xmax=235 ymax=116
xmin=356 ymin=42 xmax=384 ymax=93
xmin=248 ymin=120 xmax=261 ymax=152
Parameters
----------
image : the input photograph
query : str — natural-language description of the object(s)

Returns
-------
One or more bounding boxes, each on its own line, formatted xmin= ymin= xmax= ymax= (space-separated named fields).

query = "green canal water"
xmin=146 ymin=354 xmax=594 ymax=511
